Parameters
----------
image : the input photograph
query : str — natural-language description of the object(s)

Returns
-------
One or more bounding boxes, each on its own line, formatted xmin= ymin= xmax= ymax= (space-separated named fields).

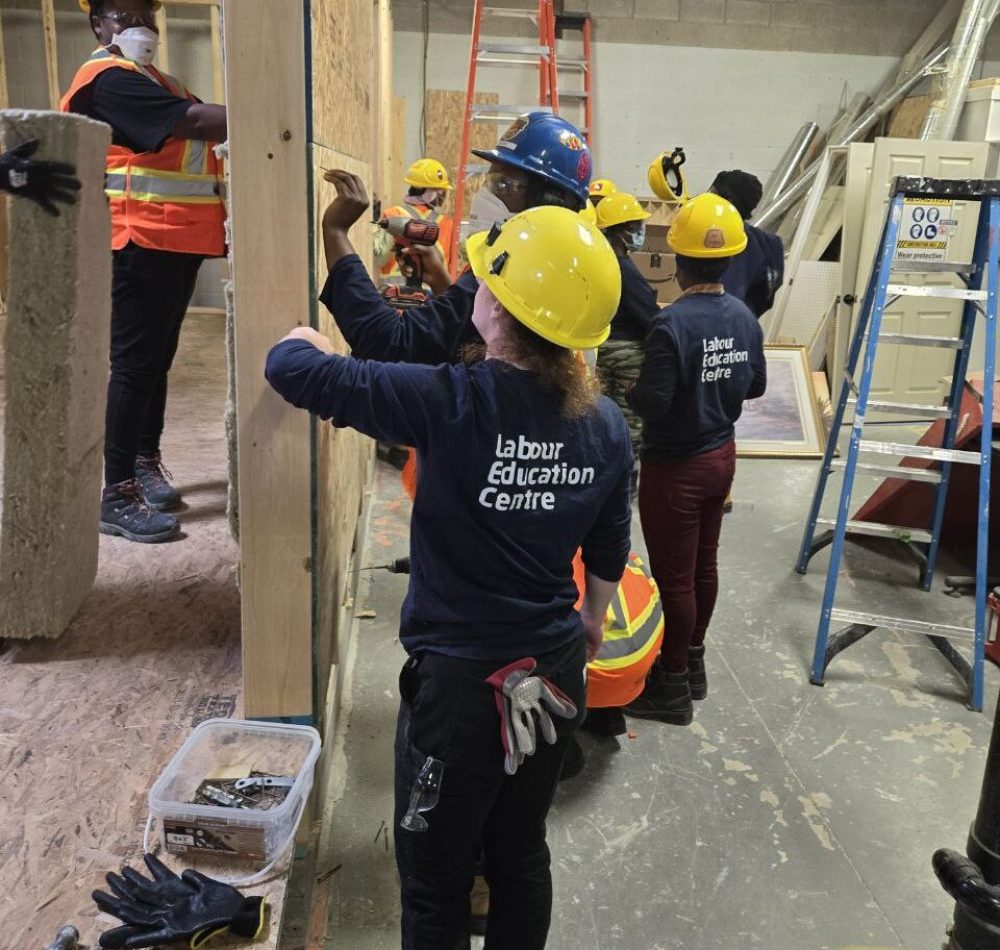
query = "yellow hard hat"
xmin=589 ymin=178 xmax=618 ymax=199
xmin=667 ymin=192 xmax=747 ymax=259
xmin=596 ymin=192 xmax=650 ymax=230
xmin=647 ymin=148 xmax=689 ymax=203
xmin=580 ymin=200 xmax=597 ymax=225
xmin=79 ymin=0 xmax=162 ymax=10
xmin=466 ymin=206 xmax=622 ymax=350
xmin=404 ymin=158 xmax=452 ymax=190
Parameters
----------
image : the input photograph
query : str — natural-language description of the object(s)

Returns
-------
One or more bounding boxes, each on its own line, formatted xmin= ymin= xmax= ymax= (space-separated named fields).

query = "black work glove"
xmin=0 ymin=139 xmax=81 ymax=216
xmin=94 ymin=855 xmax=265 ymax=949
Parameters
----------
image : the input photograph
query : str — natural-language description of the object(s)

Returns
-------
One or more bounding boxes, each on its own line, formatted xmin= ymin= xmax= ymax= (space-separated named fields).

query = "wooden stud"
xmin=210 ymin=3 xmax=224 ymax=104
xmin=222 ymin=0 xmax=313 ymax=720
xmin=0 ymin=10 xmax=8 ymax=112
xmin=40 ymin=0 xmax=59 ymax=110
xmin=155 ymin=4 xmax=170 ymax=73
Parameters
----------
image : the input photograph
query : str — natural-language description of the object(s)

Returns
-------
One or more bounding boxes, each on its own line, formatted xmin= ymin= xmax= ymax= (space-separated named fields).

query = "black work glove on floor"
xmin=94 ymin=853 xmax=265 ymax=949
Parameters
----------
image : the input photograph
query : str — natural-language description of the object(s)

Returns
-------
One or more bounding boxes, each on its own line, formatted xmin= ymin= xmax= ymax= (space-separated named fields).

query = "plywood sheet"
xmin=310 ymin=0 xmax=374 ymax=162
xmin=887 ymin=95 xmax=932 ymax=139
xmin=0 ymin=313 xmax=287 ymax=949
xmin=310 ymin=146 xmax=375 ymax=695
xmin=425 ymin=88 xmax=499 ymax=217
xmin=388 ymin=95 xmax=407 ymax=209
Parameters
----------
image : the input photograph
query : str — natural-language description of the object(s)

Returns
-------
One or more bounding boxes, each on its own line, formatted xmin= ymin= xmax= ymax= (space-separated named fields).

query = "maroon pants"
xmin=638 ymin=440 xmax=736 ymax=674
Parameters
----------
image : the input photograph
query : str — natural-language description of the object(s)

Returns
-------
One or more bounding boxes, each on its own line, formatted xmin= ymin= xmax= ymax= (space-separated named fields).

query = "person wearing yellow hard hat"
xmin=594 ymin=191 xmax=657 ymax=496
xmin=268 ymin=178 xmax=630 ymax=949
xmin=376 ymin=157 xmax=456 ymax=290
xmin=624 ymin=193 xmax=766 ymax=727
xmin=588 ymin=177 xmax=618 ymax=205
xmin=62 ymin=0 xmax=227 ymax=543
xmin=710 ymin=169 xmax=785 ymax=318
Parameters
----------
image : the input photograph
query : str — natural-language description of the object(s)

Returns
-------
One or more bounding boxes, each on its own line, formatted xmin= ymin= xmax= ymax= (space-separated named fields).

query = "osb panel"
xmin=887 ymin=95 xmax=931 ymax=138
xmin=311 ymin=145 xmax=375 ymax=698
xmin=374 ymin=0 xmax=394 ymax=204
xmin=425 ymin=88 xmax=499 ymax=218
xmin=0 ymin=314 xmax=285 ymax=949
xmin=388 ymin=95 xmax=408 ymax=209
xmin=310 ymin=0 xmax=374 ymax=162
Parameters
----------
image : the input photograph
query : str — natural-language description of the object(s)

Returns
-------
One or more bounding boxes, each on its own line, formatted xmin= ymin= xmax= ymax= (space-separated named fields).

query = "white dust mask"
xmin=465 ymin=187 xmax=514 ymax=239
xmin=113 ymin=27 xmax=159 ymax=67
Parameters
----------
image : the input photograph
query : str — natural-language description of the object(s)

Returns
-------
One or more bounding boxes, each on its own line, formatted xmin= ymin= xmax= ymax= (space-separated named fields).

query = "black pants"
xmin=105 ymin=241 xmax=204 ymax=485
xmin=394 ymin=637 xmax=587 ymax=950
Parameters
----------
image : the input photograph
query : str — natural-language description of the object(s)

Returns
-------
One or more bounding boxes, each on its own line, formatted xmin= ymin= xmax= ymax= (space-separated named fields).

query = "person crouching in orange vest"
xmin=62 ymin=0 xmax=227 ymax=544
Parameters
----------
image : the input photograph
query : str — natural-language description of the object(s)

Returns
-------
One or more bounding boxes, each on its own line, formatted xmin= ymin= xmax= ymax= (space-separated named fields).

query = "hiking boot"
xmin=470 ymin=875 xmax=489 ymax=936
xmin=581 ymin=706 xmax=628 ymax=738
xmin=623 ymin=665 xmax=693 ymax=726
xmin=688 ymin=645 xmax=708 ymax=701
xmin=100 ymin=479 xmax=180 ymax=543
xmin=558 ymin=736 xmax=586 ymax=781
xmin=135 ymin=454 xmax=182 ymax=511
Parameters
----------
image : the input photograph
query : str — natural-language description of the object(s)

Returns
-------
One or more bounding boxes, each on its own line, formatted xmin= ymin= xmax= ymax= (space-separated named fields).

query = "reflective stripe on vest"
xmin=590 ymin=557 xmax=664 ymax=671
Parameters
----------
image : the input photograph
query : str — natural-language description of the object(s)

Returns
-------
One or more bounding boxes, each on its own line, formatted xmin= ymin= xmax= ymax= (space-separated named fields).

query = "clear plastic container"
xmin=148 ymin=718 xmax=321 ymax=862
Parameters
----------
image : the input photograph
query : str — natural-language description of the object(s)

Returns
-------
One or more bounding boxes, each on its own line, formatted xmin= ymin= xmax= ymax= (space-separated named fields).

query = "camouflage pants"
xmin=596 ymin=338 xmax=643 ymax=461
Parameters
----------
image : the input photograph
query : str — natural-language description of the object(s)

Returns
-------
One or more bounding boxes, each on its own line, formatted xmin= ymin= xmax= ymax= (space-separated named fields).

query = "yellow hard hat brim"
xmin=466 ymin=230 xmax=490 ymax=280
xmin=404 ymin=175 xmax=452 ymax=190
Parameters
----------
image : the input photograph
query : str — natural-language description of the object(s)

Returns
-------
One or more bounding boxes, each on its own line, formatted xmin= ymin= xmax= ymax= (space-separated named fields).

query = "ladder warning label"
xmin=895 ymin=197 xmax=955 ymax=263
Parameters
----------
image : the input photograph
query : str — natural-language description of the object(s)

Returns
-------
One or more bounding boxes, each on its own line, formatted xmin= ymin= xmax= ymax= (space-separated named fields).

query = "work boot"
xmin=558 ymin=736 xmax=586 ymax=781
xmin=100 ymin=479 xmax=180 ymax=543
xmin=581 ymin=706 xmax=628 ymax=738
xmin=135 ymin=454 xmax=182 ymax=511
xmin=470 ymin=875 xmax=489 ymax=937
xmin=688 ymin=645 xmax=708 ymax=701
xmin=623 ymin=664 xmax=693 ymax=726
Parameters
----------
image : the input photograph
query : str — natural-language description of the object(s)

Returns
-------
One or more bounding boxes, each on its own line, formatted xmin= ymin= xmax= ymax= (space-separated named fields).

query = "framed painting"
xmin=735 ymin=345 xmax=826 ymax=458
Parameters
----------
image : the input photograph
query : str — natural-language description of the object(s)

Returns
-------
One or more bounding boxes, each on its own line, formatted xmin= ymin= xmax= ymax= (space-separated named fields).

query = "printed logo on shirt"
xmin=479 ymin=434 xmax=595 ymax=512
xmin=701 ymin=336 xmax=749 ymax=383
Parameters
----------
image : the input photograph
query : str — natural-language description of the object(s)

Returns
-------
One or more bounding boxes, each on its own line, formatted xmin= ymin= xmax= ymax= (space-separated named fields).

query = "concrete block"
xmin=726 ymin=0 xmax=770 ymax=26
xmin=585 ymin=0 xmax=634 ymax=16
xmin=633 ymin=0 xmax=680 ymax=19
xmin=0 ymin=110 xmax=111 ymax=639
xmin=680 ymin=0 xmax=725 ymax=22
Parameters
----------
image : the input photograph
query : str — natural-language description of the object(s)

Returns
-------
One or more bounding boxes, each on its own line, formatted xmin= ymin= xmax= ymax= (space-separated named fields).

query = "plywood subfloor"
xmin=0 ymin=313 xmax=287 ymax=947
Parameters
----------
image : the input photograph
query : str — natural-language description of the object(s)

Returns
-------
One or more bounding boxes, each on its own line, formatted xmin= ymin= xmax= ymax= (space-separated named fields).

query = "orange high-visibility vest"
xmin=574 ymin=552 xmax=665 ymax=709
xmin=60 ymin=49 xmax=226 ymax=257
xmin=378 ymin=202 xmax=455 ymax=280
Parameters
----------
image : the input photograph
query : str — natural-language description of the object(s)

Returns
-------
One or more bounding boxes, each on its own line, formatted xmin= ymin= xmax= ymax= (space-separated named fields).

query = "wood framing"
xmin=40 ymin=0 xmax=59 ymax=110
xmin=223 ymin=0 xmax=313 ymax=720
xmin=154 ymin=5 xmax=170 ymax=72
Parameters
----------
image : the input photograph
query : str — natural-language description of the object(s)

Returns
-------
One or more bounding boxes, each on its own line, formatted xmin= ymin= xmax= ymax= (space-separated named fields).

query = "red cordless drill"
xmin=379 ymin=216 xmax=441 ymax=289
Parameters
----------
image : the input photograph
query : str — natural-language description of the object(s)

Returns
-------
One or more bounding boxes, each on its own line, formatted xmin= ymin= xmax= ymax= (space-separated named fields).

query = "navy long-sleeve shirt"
xmin=266 ymin=339 xmax=632 ymax=661
xmin=607 ymin=254 xmax=659 ymax=343
xmin=629 ymin=291 xmax=766 ymax=461
xmin=723 ymin=223 xmax=785 ymax=318
xmin=320 ymin=254 xmax=482 ymax=364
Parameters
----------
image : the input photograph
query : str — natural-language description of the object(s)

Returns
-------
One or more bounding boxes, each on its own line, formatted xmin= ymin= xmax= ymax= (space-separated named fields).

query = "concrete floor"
xmin=314 ymin=428 xmax=1000 ymax=950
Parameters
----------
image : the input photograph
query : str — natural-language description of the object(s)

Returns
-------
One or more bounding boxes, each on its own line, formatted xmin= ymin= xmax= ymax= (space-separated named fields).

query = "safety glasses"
xmin=485 ymin=171 xmax=530 ymax=199
xmin=100 ymin=10 xmax=158 ymax=30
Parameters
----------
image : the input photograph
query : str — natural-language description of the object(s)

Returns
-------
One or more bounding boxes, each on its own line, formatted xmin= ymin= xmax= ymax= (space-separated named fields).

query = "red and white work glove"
xmin=486 ymin=658 xmax=578 ymax=775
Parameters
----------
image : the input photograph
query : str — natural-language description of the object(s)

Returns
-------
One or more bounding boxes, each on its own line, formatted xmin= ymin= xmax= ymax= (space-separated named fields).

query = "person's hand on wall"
xmin=0 ymin=140 xmax=80 ymax=216
xmin=322 ymin=169 xmax=370 ymax=270
xmin=278 ymin=325 xmax=336 ymax=354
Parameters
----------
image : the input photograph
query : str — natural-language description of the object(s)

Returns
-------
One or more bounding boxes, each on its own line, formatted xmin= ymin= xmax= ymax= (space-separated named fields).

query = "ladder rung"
xmin=858 ymin=440 xmax=981 ymax=464
xmin=473 ymin=103 xmax=552 ymax=116
xmin=477 ymin=43 xmax=549 ymax=57
xmin=557 ymin=57 xmax=588 ymax=68
xmin=877 ymin=332 xmax=965 ymax=348
xmin=885 ymin=283 xmax=988 ymax=301
xmin=829 ymin=608 xmax=975 ymax=642
xmin=557 ymin=91 xmax=589 ymax=100
xmin=830 ymin=460 xmax=943 ymax=483
xmin=891 ymin=260 xmax=976 ymax=275
xmin=847 ymin=397 xmax=951 ymax=418
xmin=482 ymin=7 xmax=538 ymax=17
xmin=816 ymin=519 xmax=933 ymax=543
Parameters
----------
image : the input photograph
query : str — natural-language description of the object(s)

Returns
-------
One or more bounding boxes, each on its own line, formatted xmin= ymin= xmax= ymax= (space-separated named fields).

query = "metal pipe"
xmin=759 ymin=122 xmax=820 ymax=211
xmin=755 ymin=44 xmax=949 ymax=229
xmin=921 ymin=0 xmax=998 ymax=140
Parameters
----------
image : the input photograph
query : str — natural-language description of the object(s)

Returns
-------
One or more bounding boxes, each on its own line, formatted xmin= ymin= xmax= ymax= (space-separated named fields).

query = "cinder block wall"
xmin=392 ymin=0 xmax=1000 ymax=195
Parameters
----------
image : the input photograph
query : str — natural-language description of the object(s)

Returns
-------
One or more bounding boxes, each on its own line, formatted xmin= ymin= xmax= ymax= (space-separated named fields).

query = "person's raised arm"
xmin=172 ymin=103 xmax=227 ymax=143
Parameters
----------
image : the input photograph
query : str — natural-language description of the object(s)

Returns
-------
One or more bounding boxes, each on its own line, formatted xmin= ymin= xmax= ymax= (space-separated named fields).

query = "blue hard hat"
xmin=472 ymin=112 xmax=592 ymax=207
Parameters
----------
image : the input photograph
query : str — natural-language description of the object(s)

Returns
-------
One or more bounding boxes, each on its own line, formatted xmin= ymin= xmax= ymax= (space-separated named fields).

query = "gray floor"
xmin=315 ymin=428 xmax=999 ymax=950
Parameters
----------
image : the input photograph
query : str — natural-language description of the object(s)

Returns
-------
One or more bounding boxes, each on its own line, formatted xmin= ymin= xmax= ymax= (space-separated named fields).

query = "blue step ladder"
xmin=796 ymin=176 xmax=998 ymax=711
